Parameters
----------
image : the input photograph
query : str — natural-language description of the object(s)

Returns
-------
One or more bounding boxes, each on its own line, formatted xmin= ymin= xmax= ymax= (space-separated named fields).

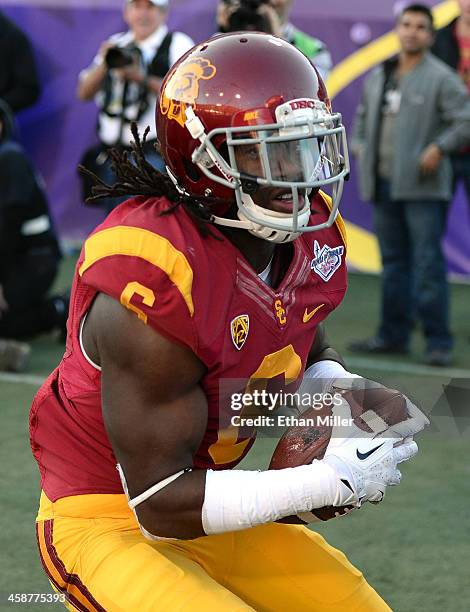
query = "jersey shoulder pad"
xmin=78 ymin=202 xmax=198 ymax=352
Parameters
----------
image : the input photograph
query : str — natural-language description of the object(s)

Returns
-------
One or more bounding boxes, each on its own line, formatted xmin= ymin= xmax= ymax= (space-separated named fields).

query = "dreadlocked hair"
xmin=78 ymin=123 xmax=228 ymax=238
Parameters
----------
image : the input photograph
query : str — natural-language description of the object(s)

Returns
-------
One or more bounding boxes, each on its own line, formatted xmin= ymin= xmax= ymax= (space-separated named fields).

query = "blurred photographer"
xmin=217 ymin=0 xmax=332 ymax=80
xmin=0 ymin=101 xmax=67 ymax=370
xmin=77 ymin=0 xmax=193 ymax=211
xmin=217 ymin=0 xmax=282 ymax=36
xmin=271 ymin=0 xmax=332 ymax=80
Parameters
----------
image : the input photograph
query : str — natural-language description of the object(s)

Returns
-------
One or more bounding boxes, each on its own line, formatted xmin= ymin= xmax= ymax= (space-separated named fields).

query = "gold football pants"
xmin=36 ymin=492 xmax=391 ymax=611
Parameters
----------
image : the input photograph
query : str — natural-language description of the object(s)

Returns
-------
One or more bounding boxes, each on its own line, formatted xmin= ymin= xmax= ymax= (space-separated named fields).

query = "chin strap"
xmin=210 ymin=215 xmax=251 ymax=230
xmin=210 ymin=196 xmax=308 ymax=243
xmin=166 ymin=167 xmax=309 ymax=244
xmin=237 ymin=192 xmax=310 ymax=243
xmin=211 ymin=209 xmax=299 ymax=243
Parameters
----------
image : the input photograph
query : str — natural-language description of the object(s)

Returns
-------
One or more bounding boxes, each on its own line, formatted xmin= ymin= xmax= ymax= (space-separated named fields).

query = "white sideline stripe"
xmin=0 ymin=372 xmax=45 ymax=386
xmin=1 ymin=358 xmax=470 ymax=388
xmin=347 ymin=356 xmax=470 ymax=379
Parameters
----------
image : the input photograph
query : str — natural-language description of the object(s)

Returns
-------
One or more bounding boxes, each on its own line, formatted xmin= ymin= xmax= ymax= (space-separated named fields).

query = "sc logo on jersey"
xmin=274 ymin=299 xmax=287 ymax=325
xmin=231 ymin=314 xmax=250 ymax=350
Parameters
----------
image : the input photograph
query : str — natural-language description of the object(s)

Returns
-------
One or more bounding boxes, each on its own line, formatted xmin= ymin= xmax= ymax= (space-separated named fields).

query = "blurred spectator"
xmin=0 ymin=337 xmax=30 ymax=373
xmin=0 ymin=101 xmax=68 ymax=348
xmin=270 ymin=0 xmax=332 ymax=80
xmin=348 ymin=4 xmax=470 ymax=367
xmin=432 ymin=0 xmax=470 ymax=209
xmin=77 ymin=0 xmax=193 ymax=212
xmin=0 ymin=11 xmax=40 ymax=113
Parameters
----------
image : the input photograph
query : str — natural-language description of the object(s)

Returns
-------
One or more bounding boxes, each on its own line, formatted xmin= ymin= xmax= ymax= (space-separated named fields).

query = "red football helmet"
xmin=156 ymin=32 xmax=349 ymax=243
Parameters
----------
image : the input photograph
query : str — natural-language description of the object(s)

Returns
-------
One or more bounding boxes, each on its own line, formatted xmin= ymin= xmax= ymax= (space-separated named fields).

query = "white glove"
xmin=321 ymin=398 xmax=418 ymax=506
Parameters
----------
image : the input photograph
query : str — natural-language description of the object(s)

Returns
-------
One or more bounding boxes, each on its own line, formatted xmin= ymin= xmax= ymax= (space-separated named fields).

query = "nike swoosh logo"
xmin=340 ymin=479 xmax=355 ymax=494
xmin=356 ymin=443 xmax=385 ymax=461
xmin=303 ymin=303 xmax=325 ymax=323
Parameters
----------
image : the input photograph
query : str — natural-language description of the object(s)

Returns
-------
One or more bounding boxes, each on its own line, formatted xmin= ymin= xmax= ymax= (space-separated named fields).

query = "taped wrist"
xmin=201 ymin=462 xmax=342 ymax=535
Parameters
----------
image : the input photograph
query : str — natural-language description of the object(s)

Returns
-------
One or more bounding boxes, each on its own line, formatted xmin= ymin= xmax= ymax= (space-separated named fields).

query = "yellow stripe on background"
xmin=79 ymin=226 xmax=194 ymax=316
xmin=327 ymin=1 xmax=460 ymax=99
xmin=326 ymin=1 xmax=459 ymax=272
xmin=327 ymin=32 xmax=398 ymax=99
xmin=344 ymin=221 xmax=381 ymax=273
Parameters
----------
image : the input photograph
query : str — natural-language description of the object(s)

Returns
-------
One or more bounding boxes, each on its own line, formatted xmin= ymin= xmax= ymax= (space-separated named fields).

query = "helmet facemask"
xmin=186 ymin=98 xmax=349 ymax=243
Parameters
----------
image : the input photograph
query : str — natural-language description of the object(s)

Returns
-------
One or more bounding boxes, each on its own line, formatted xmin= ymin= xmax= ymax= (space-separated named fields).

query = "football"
xmin=270 ymin=384 xmax=409 ymax=523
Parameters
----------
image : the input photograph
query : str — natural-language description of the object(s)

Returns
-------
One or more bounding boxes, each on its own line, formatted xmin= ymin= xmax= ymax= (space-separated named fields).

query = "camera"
xmin=104 ymin=46 xmax=137 ymax=70
xmin=223 ymin=0 xmax=271 ymax=33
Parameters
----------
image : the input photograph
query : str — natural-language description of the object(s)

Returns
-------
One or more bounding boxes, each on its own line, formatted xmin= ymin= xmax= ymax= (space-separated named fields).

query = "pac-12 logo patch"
xmin=311 ymin=240 xmax=344 ymax=282
xmin=231 ymin=314 xmax=249 ymax=350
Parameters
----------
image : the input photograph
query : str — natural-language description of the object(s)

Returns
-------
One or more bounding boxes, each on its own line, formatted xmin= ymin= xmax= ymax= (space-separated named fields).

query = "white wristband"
xmin=201 ymin=462 xmax=345 ymax=535
xmin=304 ymin=359 xmax=359 ymax=380
xmin=302 ymin=359 xmax=360 ymax=395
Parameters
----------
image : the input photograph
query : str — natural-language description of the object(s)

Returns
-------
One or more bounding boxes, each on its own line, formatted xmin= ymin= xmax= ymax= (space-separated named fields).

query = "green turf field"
xmin=0 ymin=257 xmax=469 ymax=611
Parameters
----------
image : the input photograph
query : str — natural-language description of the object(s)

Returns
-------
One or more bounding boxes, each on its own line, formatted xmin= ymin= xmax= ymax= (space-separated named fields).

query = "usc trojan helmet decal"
xmin=160 ymin=57 xmax=217 ymax=127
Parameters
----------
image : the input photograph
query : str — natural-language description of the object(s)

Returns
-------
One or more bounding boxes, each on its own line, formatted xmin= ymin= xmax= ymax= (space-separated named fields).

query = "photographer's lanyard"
xmin=117 ymin=79 xmax=130 ymax=147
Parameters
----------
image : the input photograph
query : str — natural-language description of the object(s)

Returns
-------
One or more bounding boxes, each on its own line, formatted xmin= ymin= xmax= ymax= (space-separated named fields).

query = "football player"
xmin=31 ymin=33 xmax=424 ymax=611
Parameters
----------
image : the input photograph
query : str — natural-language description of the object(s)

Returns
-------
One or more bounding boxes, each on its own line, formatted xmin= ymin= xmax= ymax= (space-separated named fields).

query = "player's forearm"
xmin=309 ymin=346 xmax=346 ymax=368
xmin=306 ymin=323 xmax=346 ymax=368
xmin=201 ymin=464 xmax=345 ymax=534
xmin=136 ymin=469 xmax=207 ymax=539
xmin=132 ymin=463 xmax=347 ymax=540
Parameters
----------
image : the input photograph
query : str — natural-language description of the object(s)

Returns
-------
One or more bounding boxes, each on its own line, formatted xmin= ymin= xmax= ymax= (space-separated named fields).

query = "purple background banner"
xmin=2 ymin=0 xmax=469 ymax=275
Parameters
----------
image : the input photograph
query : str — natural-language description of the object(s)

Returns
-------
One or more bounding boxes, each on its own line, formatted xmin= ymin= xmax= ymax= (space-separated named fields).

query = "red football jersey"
xmin=30 ymin=192 xmax=347 ymax=501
